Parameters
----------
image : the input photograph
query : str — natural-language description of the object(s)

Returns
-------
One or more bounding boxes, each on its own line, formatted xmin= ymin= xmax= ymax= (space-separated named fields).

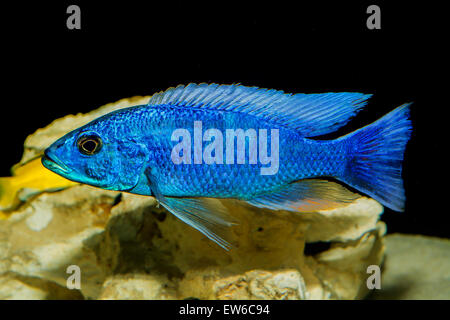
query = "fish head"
xmin=42 ymin=115 xmax=149 ymax=191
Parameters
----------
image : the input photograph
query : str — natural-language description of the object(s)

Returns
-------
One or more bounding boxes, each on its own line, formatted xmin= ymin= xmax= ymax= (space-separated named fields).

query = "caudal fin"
xmin=341 ymin=103 xmax=412 ymax=211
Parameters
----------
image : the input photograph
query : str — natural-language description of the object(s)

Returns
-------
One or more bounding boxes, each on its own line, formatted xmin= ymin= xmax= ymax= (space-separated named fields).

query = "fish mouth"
xmin=42 ymin=151 xmax=72 ymax=175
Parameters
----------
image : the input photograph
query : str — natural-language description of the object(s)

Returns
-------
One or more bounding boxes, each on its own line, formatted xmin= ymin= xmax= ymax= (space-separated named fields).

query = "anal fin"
xmin=247 ymin=179 xmax=360 ymax=213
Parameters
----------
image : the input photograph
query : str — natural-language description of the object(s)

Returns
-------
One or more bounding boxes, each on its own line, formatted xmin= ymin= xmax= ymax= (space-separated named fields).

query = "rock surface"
xmin=369 ymin=234 xmax=450 ymax=300
xmin=0 ymin=187 xmax=385 ymax=300
xmin=0 ymin=95 xmax=389 ymax=300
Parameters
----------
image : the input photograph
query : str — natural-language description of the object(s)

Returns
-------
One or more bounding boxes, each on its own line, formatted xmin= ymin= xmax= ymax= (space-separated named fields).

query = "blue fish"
xmin=42 ymin=84 xmax=412 ymax=249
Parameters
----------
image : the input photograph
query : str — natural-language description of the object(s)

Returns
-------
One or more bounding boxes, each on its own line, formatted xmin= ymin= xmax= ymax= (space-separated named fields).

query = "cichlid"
xmin=42 ymin=84 xmax=412 ymax=249
xmin=0 ymin=157 xmax=78 ymax=215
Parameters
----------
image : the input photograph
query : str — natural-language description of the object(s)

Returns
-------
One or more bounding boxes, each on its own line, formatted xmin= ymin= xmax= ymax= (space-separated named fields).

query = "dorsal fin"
xmin=148 ymin=83 xmax=371 ymax=137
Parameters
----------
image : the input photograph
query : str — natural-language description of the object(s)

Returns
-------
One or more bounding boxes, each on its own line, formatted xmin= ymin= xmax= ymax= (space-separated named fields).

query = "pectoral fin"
xmin=247 ymin=179 xmax=360 ymax=213
xmin=145 ymin=168 xmax=236 ymax=250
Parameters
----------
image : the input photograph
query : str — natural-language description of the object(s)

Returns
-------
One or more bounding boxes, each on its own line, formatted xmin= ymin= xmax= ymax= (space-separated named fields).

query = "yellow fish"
xmin=0 ymin=157 xmax=78 ymax=218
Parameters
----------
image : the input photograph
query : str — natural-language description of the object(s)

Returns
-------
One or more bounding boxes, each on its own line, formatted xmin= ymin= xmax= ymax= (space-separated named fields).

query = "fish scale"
xmin=127 ymin=105 xmax=343 ymax=199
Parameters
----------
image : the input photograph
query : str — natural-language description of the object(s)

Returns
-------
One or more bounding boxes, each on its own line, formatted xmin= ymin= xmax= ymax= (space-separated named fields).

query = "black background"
xmin=1 ymin=1 xmax=448 ymax=238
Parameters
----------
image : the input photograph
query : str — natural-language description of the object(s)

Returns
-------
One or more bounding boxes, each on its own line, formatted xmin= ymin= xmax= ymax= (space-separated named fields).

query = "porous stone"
xmin=211 ymin=269 xmax=307 ymax=300
xmin=99 ymin=274 xmax=177 ymax=300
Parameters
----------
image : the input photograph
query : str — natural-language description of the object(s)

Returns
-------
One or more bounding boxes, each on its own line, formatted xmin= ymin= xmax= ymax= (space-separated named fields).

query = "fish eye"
xmin=77 ymin=133 xmax=103 ymax=155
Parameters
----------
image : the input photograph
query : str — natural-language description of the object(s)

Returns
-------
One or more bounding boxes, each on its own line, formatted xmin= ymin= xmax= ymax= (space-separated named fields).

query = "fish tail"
xmin=340 ymin=103 xmax=412 ymax=211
